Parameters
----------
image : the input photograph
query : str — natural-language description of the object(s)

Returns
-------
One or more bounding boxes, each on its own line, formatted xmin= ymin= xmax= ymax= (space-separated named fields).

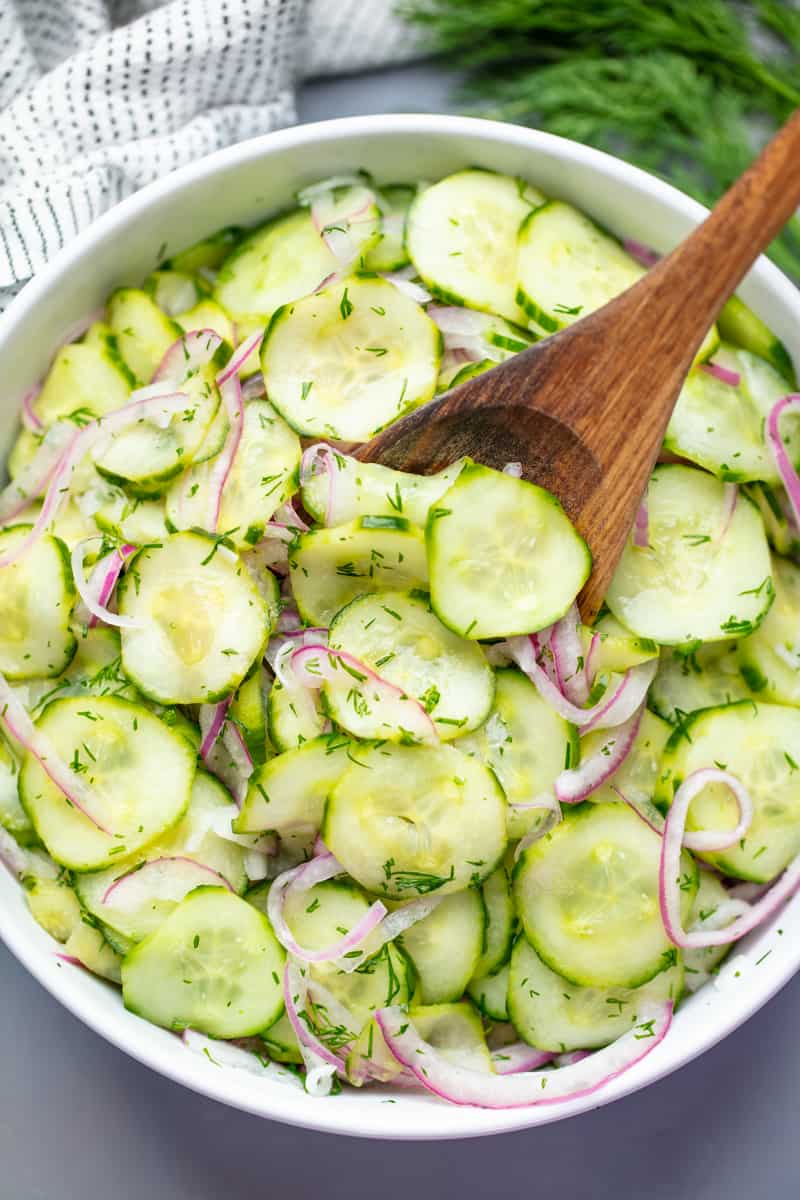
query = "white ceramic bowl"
xmin=1 ymin=114 xmax=799 ymax=1141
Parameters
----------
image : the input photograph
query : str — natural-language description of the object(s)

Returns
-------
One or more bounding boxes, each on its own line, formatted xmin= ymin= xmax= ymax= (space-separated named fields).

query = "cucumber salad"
xmin=1 ymin=167 xmax=800 ymax=1110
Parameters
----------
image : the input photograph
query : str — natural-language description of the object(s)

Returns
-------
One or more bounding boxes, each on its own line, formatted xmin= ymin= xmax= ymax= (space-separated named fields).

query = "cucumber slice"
xmin=0 ymin=526 xmax=76 ymax=679
xmin=267 ymin=677 xmax=326 ymax=752
xmin=215 ymin=208 xmax=343 ymax=329
xmin=24 ymin=876 xmax=82 ymax=943
xmin=437 ymin=358 xmax=494 ymax=391
xmin=588 ymin=612 xmax=659 ymax=674
xmin=467 ymin=962 xmax=510 ymax=1021
xmin=507 ymin=935 xmax=683 ymax=1052
xmin=581 ymin=709 xmax=671 ymax=809
xmin=117 ymin=532 xmax=271 ymax=705
xmin=175 ymin=299 xmax=235 ymax=346
xmin=513 ymin=802 xmax=697 ymax=989
xmin=92 ymin=489 xmax=170 ymax=545
xmin=144 ymin=270 xmax=207 ymax=317
xmin=107 ymin=288 xmax=183 ymax=384
xmin=284 ymin=878 xmax=374 ymax=952
xmin=74 ymin=770 xmax=247 ymax=941
xmin=738 ymin=556 xmax=800 ymax=704
xmin=261 ymin=276 xmax=441 ymax=441
xmin=301 ymin=453 xmax=464 ymax=528
xmin=0 ymin=733 xmax=31 ymax=843
xmin=261 ymin=1010 xmax=303 ymax=1063
xmin=311 ymin=942 xmax=415 ymax=1038
xmin=235 ymin=733 xmax=353 ymax=836
xmin=363 ymin=183 xmax=416 ymax=272
xmin=19 ymin=696 xmax=195 ymax=871
xmin=323 ymin=742 xmax=507 ymax=899
xmin=166 ymin=226 xmax=243 ymax=275
xmin=458 ymin=667 xmax=577 ymax=840
xmin=682 ymin=872 xmax=736 ymax=989
xmin=473 ymin=865 xmax=514 ymax=977
xmin=605 ymin=465 xmax=773 ymax=644
xmin=516 ymin=201 xmax=643 ymax=333
xmin=325 ymin=590 xmax=494 ymax=741
xmin=426 ymin=461 xmax=590 ymax=639
xmin=718 ymin=294 xmax=796 ymax=385
xmin=347 ymin=1000 xmax=491 ymax=1085
xmin=35 ymin=343 xmax=132 ymax=426
xmin=399 ymin=888 xmax=486 ymax=1004
xmin=665 ymin=345 xmax=799 ymax=482
xmin=166 ymin=401 xmax=300 ymax=547
xmin=82 ymin=321 xmax=115 ymax=350
xmin=745 ymin=482 xmax=800 ymax=561
xmin=121 ymin=887 xmax=285 ymax=1036
xmin=289 ymin=516 xmax=428 ymax=627
xmin=656 ymin=700 xmax=800 ymax=883
xmin=406 ymin=169 xmax=545 ymax=324
xmin=65 ymin=920 xmax=123 ymax=982
xmin=25 ymin=627 xmax=136 ymax=714
xmin=649 ymin=641 xmax=751 ymax=724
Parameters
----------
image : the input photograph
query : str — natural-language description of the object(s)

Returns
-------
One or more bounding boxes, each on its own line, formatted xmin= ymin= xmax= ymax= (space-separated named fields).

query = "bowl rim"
xmin=1 ymin=111 xmax=799 ymax=1140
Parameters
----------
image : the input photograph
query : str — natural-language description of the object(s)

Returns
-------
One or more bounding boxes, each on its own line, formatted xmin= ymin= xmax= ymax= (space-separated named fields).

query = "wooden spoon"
xmin=355 ymin=109 xmax=800 ymax=623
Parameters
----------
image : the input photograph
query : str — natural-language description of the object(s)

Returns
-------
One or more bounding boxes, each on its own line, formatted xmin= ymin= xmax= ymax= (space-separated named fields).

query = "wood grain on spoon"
xmin=355 ymin=108 xmax=800 ymax=624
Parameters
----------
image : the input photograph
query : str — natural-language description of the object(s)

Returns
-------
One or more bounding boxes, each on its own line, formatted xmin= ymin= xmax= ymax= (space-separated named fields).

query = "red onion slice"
xmin=700 ymin=362 xmax=741 ymax=387
xmin=622 ymin=239 xmax=661 ymax=268
xmin=71 ymin=538 xmax=140 ymax=630
xmin=334 ymin=894 xmax=444 ymax=973
xmin=655 ymin=768 xmax=800 ymax=950
xmin=555 ymin=707 xmax=643 ymax=805
xmin=205 ymin=334 xmax=264 ymax=533
xmin=767 ymin=394 xmax=800 ymax=527
xmin=199 ymin=699 xmax=231 ymax=762
xmin=502 ymin=462 xmax=523 ymax=478
xmin=284 ymin=960 xmax=348 ymax=1085
xmin=0 ymin=670 xmax=110 ymax=832
xmin=717 ymin=483 xmax=738 ymax=542
xmin=633 ymin=498 xmax=649 ymax=548
xmin=506 ymin=636 xmax=657 ymax=732
xmin=375 ymin=1002 xmax=672 ymax=1108
xmin=101 ymin=855 xmax=233 ymax=910
xmin=182 ymin=1029 xmax=303 ymax=1086
xmin=21 ymin=386 xmax=44 ymax=433
xmin=491 ymin=1044 xmax=556 ymax=1075
xmin=241 ymin=372 xmax=266 ymax=400
xmin=0 ymin=827 xmax=59 ymax=880
xmin=268 ymin=851 xmax=387 ymax=964
xmin=153 ymin=329 xmax=224 ymax=383
xmin=300 ymin=443 xmax=338 ymax=526
xmin=550 ymin=604 xmax=589 ymax=706
xmin=0 ymin=420 xmax=76 ymax=526
xmin=0 ymin=391 xmax=190 ymax=568
xmin=310 ymin=184 xmax=378 ymax=268
xmin=379 ymin=270 xmax=432 ymax=304
xmin=289 ymin=643 xmax=439 ymax=745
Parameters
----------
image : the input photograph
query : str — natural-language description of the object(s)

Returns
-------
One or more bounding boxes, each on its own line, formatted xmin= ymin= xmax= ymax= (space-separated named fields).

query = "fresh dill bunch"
xmin=403 ymin=0 xmax=800 ymax=280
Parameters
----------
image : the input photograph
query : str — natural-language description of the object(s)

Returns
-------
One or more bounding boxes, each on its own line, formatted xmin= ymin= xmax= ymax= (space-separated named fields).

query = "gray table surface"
xmin=2 ymin=64 xmax=800 ymax=1200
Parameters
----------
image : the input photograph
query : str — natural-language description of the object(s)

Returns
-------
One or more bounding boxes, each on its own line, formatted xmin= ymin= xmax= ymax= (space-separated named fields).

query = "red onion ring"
xmin=153 ymin=329 xmax=224 ymax=383
xmin=379 ymin=269 xmax=432 ymax=304
xmin=622 ymin=239 xmax=661 ymax=268
xmin=199 ymin=699 xmax=231 ymax=762
xmin=767 ymin=394 xmax=800 ymax=527
xmin=700 ymin=362 xmax=741 ymax=387
xmin=20 ymin=386 xmax=43 ymax=433
xmin=101 ymin=855 xmax=233 ymax=910
xmin=375 ymin=1002 xmax=672 ymax=1108
xmin=717 ymin=483 xmax=738 ymax=542
xmin=490 ymin=1044 xmax=556 ymax=1075
xmin=334 ymin=894 xmax=444 ymax=973
xmin=550 ymin=604 xmax=589 ymax=705
xmin=71 ymin=538 xmax=140 ymax=629
xmin=300 ymin=443 xmax=337 ymax=526
xmin=205 ymin=331 xmax=263 ymax=532
xmin=0 ymin=420 xmax=76 ymax=527
xmin=555 ymin=707 xmax=643 ymax=805
xmin=633 ymin=498 xmax=649 ymax=548
xmin=283 ymin=960 xmax=348 ymax=1079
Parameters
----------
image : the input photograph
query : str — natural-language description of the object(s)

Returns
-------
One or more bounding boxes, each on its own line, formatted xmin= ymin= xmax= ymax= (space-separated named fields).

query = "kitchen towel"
xmin=0 ymin=0 xmax=422 ymax=310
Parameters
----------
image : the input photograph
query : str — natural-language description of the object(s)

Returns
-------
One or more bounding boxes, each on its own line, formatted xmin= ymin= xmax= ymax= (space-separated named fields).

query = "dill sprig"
xmin=403 ymin=0 xmax=800 ymax=280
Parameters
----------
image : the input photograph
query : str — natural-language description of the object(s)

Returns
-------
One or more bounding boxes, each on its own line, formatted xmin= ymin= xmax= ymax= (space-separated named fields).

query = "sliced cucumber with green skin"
xmin=34 ymin=343 xmax=133 ymax=426
xmin=649 ymin=641 xmax=752 ymax=724
xmin=117 ymin=532 xmax=271 ymax=705
xmin=665 ymin=345 xmax=800 ymax=483
xmin=175 ymin=299 xmax=235 ymax=346
xmin=0 ymin=526 xmax=76 ymax=679
xmin=468 ymin=962 xmax=510 ymax=1022
xmin=261 ymin=276 xmax=441 ymax=441
xmin=311 ymin=942 xmax=416 ymax=1039
xmin=284 ymin=878 xmax=374 ymax=952
xmin=406 ymin=169 xmax=545 ymax=324
xmin=718 ymin=294 xmax=796 ymax=385
xmin=363 ymin=183 xmax=416 ymax=272
xmin=65 ymin=919 xmax=123 ymax=982
xmin=167 ymin=401 xmax=300 ymax=547
xmin=74 ymin=770 xmax=247 ymax=942
xmin=215 ymin=207 xmax=349 ymax=332
xmin=23 ymin=627 xmax=137 ymax=715
xmin=0 ymin=733 xmax=32 ymax=843
xmin=325 ymin=590 xmax=494 ymax=741
xmin=235 ymin=733 xmax=353 ymax=836
xmin=166 ymin=226 xmax=243 ymax=275
xmin=516 ymin=201 xmax=644 ymax=333
xmin=107 ymin=288 xmax=183 ymax=384
xmin=121 ymin=887 xmax=285 ymax=1037
xmin=347 ymin=1000 xmax=491 ymax=1085
xmin=472 ymin=865 xmax=514 ymax=977
xmin=289 ymin=516 xmax=428 ymax=627
xmin=261 ymin=1010 xmax=303 ymax=1064
xmin=24 ymin=875 xmax=82 ymax=943
xmin=267 ymin=677 xmax=326 ymax=752
xmin=426 ymin=461 xmax=591 ymax=639
xmin=398 ymin=888 xmax=486 ymax=1005
xmin=656 ymin=700 xmax=800 ymax=883
xmin=458 ymin=668 xmax=577 ymax=840
xmin=682 ymin=872 xmax=735 ymax=989
xmin=738 ymin=556 xmax=800 ymax=704
xmin=745 ymin=482 xmax=800 ymax=561
xmin=230 ymin=667 xmax=269 ymax=766
xmin=606 ymin=465 xmax=773 ymax=645
xmin=507 ymin=934 xmax=683 ymax=1053
xmin=587 ymin=612 xmax=659 ymax=674
xmin=513 ymin=802 xmax=697 ymax=989
xmin=92 ymin=490 xmax=170 ymax=545
xmin=323 ymin=742 xmax=507 ymax=899
xmin=582 ymin=708 xmax=671 ymax=809
xmin=437 ymin=358 xmax=494 ymax=391
xmin=19 ymin=696 xmax=195 ymax=871
xmin=144 ymin=270 xmax=208 ymax=317
xmin=301 ymin=453 xmax=464 ymax=528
